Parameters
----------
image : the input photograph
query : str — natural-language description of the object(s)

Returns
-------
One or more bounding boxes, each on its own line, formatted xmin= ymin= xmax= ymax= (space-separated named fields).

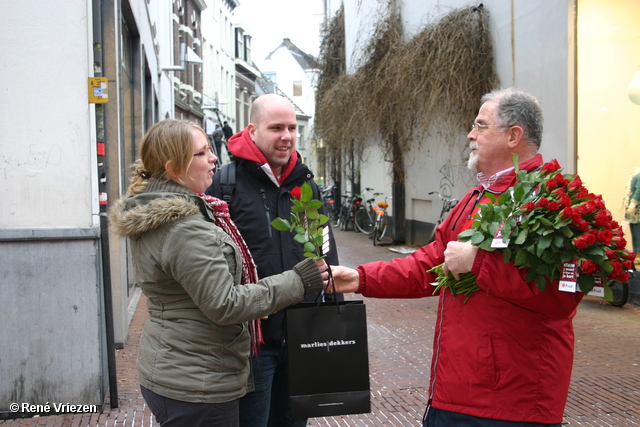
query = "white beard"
xmin=467 ymin=145 xmax=479 ymax=171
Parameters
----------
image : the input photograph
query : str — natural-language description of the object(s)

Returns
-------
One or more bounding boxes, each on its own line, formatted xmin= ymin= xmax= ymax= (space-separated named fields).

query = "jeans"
xmin=140 ymin=385 xmax=239 ymax=427
xmin=423 ymin=407 xmax=562 ymax=427
xmin=239 ymin=342 xmax=307 ymax=427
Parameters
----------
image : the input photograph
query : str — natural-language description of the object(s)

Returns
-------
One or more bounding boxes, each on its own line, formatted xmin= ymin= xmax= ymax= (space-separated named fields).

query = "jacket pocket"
xmin=478 ymin=332 xmax=501 ymax=390
xmin=213 ymin=322 xmax=250 ymax=373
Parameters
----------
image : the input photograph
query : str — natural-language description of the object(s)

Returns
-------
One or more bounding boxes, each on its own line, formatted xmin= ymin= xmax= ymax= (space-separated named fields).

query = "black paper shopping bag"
xmin=285 ymin=300 xmax=370 ymax=418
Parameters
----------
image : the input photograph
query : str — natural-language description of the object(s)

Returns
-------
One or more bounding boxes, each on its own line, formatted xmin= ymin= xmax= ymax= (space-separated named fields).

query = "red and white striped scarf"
xmin=199 ymin=194 xmax=264 ymax=356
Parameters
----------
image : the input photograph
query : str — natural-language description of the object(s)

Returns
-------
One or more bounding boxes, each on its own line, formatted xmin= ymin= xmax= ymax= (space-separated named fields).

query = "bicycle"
xmin=372 ymin=196 xmax=392 ymax=246
xmin=427 ymin=191 xmax=459 ymax=243
xmin=354 ymin=188 xmax=380 ymax=235
xmin=320 ymin=184 xmax=339 ymax=225
xmin=339 ymin=192 xmax=361 ymax=232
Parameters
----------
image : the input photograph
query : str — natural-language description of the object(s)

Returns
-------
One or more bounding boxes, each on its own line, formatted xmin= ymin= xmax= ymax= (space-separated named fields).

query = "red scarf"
xmin=199 ymin=194 xmax=264 ymax=355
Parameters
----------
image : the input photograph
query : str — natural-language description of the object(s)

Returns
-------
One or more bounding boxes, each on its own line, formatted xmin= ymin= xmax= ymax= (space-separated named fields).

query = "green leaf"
xmin=514 ymin=228 xmax=529 ymax=245
xmin=515 ymin=250 xmax=529 ymax=266
xmin=525 ymin=268 xmax=537 ymax=282
xmin=553 ymin=234 xmax=565 ymax=248
xmin=501 ymin=222 xmax=512 ymax=241
xmin=471 ymin=232 xmax=486 ymax=245
xmin=577 ymin=275 xmax=595 ymax=295
xmin=458 ymin=229 xmax=477 ymax=241
xmin=300 ymin=182 xmax=313 ymax=203
xmin=560 ymin=252 xmax=574 ymax=262
xmin=270 ymin=218 xmax=291 ymax=231
xmin=307 ymin=200 xmax=324 ymax=209
xmin=539 ymin=217 xmax=554 ymax=227
xmin=538 ymin=234 xmax=552 ymax=250
xmin=503 ymin=247 xmax=512 ymax=264
xmin=603 ymin=283 xmax=613 ymax=302
xmin=307 ymin=210 xmax=319 ymax=220
xmin=304 ymin=252 xmax=319 ymax=259
xmin=535 ymin=276 xmax=547 ymax=292
xmin=291 ymin=206 xmax=305 ymax=213
xmin=303 ymin=242 xmax=316 ymax=254
xmin=478 ymin=239 xmax=494 ymax=251
xmin=489 ymin=222 xmax=501 ymax=237
xmin=485 ymin=193 xmax=497 ymax=203
xmin=294 ymin=234 xmax=308 ymax=244
xmin=560 ymin=226 xmax=574 ymax=238
xmin=318 ymin=215 xmax=330 ymax=226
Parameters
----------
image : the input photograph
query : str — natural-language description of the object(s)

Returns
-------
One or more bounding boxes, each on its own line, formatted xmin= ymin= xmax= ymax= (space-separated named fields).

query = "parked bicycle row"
xmin=319 ymin=185 xmax=392 ymax=246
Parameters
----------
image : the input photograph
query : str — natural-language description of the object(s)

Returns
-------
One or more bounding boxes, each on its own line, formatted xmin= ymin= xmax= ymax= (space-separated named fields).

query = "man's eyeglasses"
xmin=470 ymin=122 xmax=510 ymax=133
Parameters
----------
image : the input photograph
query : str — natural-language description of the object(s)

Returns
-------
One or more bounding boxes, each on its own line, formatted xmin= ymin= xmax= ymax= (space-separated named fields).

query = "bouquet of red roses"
xmin=429 ymin=155 xmax=635 ymax=303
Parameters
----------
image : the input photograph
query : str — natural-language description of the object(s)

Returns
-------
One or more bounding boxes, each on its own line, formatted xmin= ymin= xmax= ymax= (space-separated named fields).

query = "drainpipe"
xmin=93 ymin=0 xmax=118 ymax=409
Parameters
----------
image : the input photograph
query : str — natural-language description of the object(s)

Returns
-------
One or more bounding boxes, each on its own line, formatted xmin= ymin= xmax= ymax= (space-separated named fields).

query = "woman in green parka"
xmin=109 ymin=119 xmax=327 ymax=427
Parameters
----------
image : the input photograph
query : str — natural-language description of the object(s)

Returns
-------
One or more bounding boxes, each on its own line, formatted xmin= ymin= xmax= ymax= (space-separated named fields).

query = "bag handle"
xmin=312 ymin=237 xmax=341 ymax=314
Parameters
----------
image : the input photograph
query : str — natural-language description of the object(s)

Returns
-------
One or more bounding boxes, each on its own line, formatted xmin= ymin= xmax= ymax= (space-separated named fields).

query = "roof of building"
xmin=265 ymin=38 xmax=319 ymax=70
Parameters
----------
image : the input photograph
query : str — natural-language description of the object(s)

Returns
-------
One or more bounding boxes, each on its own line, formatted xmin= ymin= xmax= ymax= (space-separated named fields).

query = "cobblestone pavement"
xmin=2 ymin=227 xmax=639 ymax=426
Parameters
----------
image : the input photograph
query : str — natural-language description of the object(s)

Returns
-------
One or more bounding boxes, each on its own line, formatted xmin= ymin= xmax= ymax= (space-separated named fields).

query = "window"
xmin=293 ymin=81 xmax=302 ymax=96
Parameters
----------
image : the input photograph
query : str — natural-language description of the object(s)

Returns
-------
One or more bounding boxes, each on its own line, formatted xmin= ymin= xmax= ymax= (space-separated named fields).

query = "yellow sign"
xmin=88 ymin=77 xmax=109 ymax=103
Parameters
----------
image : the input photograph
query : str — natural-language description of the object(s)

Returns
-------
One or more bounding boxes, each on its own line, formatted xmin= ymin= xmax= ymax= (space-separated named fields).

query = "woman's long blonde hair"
xmin=128 ymin=119 xmax=207 ymax=195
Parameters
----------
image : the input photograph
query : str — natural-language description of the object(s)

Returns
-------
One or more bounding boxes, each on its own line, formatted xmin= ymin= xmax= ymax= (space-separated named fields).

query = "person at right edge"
xmin=330 ymin=88 xmax=583 ymax=426
xmin=206 ymin=93 xmax=341 ymax=427
xmin=624 ymin=167 xmax=640 ymax=268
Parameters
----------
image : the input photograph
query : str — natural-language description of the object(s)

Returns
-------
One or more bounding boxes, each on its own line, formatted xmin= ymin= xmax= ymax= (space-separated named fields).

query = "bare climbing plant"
xmin=315 ymin=4 xmax=498 ymax=185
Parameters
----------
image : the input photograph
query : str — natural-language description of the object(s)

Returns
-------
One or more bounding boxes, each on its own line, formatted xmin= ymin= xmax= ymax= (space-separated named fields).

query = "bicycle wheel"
xmin=354 ymin=208 xmax=374 ymax=234
xmin=377 ymin=213 xmax=388 ymax=240
xmin=373 ymin=214 xmax=388 ymax=246
xmin=608 ymin=281 xmax=629 ymax=307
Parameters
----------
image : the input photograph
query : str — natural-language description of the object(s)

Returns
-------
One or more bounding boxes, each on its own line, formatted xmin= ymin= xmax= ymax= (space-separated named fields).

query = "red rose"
xmin=624 ymin=250 xmax=636 ymax=261
xmin=568 ymin=176 xmax=583 ymax=191
xmin=583 ymin=233 xmax=597 ymax=246
xmin=580 ymin=259 xmax=597 ymax=274
xmin=541 ymin=159 xmax=562 ymax=173
xmin=546 ymin=179 xmax=558 ymax=191
xmin=596 ymin=229 xmax=613 ymax=245
xmin=612 ymin=236 xmax=627 ymax=250
xmin=536 ymin=197 xmax=549 ymax=208
xmin=573 ymin=237 xmax=588 ymax=250
xmin=577 ymin=220 xmax=590 ymax=232
xmin=548 ymin=201 xmax=560 ymax=211
xmin=623 ymin=260 xmax=633 ymax=270
xmin=290 ymin=187 xmax=302 ymax=200
xmin=577 ymin=187 xmax=589 ymax=198
xmin=522 ymin=201 xmax=536 ymax=212
xmin=560 ymin=207 xmax=574 ymax=220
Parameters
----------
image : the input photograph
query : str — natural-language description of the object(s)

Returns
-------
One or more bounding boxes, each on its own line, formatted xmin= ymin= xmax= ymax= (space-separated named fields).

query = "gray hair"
xmin=481 ymin=88 xmax=543 ymax=148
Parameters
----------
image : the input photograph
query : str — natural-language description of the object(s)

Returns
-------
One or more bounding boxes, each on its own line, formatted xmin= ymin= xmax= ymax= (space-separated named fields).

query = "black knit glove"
xmin=292 ymin=258 xmax=324 ymax=294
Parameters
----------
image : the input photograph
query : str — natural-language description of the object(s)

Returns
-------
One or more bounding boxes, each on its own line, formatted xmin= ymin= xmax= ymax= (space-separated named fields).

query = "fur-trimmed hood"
xmin=109 ymin=179 xmax=202 ymax=238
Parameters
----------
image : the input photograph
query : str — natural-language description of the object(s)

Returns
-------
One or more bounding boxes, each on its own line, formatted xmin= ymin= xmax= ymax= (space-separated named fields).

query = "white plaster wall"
xmin=0 ymin=1 xmax=96 ymax=228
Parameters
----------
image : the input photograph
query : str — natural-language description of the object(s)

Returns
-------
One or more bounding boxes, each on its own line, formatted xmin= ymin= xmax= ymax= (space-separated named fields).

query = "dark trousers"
xmin=423 ymin=407 xmax=562 ymax=427
xmin=141 ymin=385 xmax=239 ymax=427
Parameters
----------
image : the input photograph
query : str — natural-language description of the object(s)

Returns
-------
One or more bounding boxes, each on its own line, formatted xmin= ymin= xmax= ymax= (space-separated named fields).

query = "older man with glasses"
xmin=330 ymin=88 xmax=582 ymax=427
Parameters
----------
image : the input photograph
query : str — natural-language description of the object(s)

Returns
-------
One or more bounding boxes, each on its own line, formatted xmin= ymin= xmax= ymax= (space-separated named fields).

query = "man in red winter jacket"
xmin=331 ymin=88 xmax=582 ymax=427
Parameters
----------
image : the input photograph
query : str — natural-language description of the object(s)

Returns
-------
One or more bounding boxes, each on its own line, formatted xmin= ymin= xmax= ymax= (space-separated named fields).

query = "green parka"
xmin=109 ymin=179 xmax=322 ymax=403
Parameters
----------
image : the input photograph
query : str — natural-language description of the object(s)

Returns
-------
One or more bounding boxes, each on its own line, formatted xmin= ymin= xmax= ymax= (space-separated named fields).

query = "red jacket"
xmin=357 ymin=154 xmax=583 ymax=423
